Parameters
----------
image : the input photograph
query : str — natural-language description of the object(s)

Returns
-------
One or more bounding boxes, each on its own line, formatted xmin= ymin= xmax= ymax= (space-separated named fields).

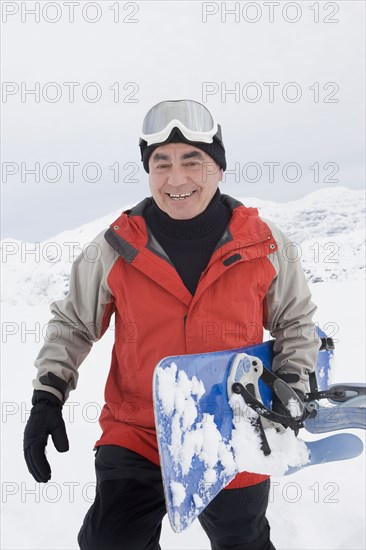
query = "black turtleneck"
xmin=143 ymin=190 xmax=232 ymax=295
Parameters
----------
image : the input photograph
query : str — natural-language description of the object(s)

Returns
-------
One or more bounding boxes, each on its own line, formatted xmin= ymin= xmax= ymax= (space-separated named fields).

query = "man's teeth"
xmin=168 ymin=191 xmax=195 ymax=200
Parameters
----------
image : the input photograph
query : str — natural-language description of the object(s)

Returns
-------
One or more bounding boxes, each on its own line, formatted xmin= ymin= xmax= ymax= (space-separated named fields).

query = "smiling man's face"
xmin=148 ymin=142 xmax=223 ymax=220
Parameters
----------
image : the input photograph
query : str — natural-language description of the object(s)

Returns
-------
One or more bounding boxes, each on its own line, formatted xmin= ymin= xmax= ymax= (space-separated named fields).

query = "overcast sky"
xmin=1 ymin=0 xmax=365 ymax=242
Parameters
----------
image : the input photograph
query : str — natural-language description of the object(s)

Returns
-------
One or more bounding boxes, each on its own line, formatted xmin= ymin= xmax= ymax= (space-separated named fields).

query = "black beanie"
xmin=140 ymin=127 xmax=227 ymax=173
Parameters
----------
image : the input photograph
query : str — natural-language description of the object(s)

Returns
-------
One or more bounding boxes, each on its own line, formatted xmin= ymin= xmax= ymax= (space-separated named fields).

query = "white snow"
xmin=157 ymin=363 xmax=178 ymax=416
xmin=229 ymin=395 xmax=310 ymax=476
xmin=170 ymin=482 xmax=186 ymax=508
xmin=1 ymin=187 xmax=365 ymax=549
xmin=192 ymin=494 xmax=203 ymax=509
xmin=287 ymin=397 xmax=304 ymax=418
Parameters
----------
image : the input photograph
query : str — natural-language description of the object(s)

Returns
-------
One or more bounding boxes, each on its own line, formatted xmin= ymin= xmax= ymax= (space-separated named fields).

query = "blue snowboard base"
xmin=286 ymin=433 xmax=363 ymax=475
xmin=153 ymin=332 xmax=363 ymax=533
xmin=153 ymin=359 xmax=363 ymax=532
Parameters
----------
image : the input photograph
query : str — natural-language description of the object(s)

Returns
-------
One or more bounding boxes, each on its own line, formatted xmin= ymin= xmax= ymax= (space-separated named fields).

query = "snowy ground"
xmin=1 ymin=280 xmax=365 ymax=550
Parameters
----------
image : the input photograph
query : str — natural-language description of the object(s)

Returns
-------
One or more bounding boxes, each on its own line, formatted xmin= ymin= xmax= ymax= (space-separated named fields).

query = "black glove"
xmin=271 ymin=387 xmax=306 ymax=436
xmin=23 ymin=390 xmax=69 ymax=482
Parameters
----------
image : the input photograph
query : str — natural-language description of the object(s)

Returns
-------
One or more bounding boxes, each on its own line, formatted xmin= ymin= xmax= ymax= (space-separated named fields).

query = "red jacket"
xmin=33 ymin=195 xmax=318 ymax=489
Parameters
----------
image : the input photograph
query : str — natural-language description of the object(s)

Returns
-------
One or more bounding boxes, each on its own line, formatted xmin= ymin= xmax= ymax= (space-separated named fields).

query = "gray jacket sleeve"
xmin=32 ymin=230 xmax=117 ymax=402
xmin=263 ymin=220 xmax=319 ymax=395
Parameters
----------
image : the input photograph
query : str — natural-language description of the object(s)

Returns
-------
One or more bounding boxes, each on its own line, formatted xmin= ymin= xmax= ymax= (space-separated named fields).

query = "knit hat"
xmin=140 ymin=127 xmax=227 ymax=173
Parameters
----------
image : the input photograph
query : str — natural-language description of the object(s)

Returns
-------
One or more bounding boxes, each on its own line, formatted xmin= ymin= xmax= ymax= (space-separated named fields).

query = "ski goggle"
xmin=140 ymin=99 xmax=219 ymax=146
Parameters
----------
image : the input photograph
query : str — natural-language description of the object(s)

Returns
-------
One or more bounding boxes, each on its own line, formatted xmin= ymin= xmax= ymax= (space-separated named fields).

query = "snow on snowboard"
xmin=153 ymin=328 xmax=365 ymax=532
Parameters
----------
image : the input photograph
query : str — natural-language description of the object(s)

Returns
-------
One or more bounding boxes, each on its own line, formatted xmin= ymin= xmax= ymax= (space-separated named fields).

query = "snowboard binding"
xmin=227 ymin=352 xmax=307 ymax=455
xmin=226 ymin=336 xmax=366 ymax=447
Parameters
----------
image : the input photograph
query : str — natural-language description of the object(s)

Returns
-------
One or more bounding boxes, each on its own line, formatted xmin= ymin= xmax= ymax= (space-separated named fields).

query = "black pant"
xmin=78 ymin=446 xmax=276 ymax=550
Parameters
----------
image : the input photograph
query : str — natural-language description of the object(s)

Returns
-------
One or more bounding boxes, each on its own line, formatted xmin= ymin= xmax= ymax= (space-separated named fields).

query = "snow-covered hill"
xmin=1 ymin=187 xmax=364 ymax=305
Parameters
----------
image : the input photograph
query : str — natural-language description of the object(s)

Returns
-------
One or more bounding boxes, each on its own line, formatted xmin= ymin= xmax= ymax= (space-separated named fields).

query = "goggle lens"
xmin=142 ymin=100 xmax=215 ymax=135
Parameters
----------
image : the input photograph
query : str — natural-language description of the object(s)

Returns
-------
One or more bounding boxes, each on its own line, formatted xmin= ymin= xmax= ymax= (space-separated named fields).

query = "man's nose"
xmin=167 ymin=166 xmax=189 ymax=187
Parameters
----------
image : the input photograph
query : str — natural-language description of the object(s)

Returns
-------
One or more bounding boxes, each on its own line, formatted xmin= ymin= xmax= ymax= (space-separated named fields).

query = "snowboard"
xmin=152 ymin=328 xmax=365 ymax=532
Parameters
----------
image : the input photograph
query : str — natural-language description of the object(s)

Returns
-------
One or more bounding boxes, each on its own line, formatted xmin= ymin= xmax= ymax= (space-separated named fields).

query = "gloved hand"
xmin=23 ymin=390 xmax=69 ymax=482
xmin=271 ymin=387 xmax=306 ymax=436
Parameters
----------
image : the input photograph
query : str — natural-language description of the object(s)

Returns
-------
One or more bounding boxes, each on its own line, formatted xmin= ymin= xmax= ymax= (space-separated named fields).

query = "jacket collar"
xmin=105 ymin=195 xmax=277 ymax=305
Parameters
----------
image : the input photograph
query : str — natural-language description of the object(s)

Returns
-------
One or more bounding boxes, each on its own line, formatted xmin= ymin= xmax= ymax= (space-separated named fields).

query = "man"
xmin=24 ymin=99 xmax=319 ymax=550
